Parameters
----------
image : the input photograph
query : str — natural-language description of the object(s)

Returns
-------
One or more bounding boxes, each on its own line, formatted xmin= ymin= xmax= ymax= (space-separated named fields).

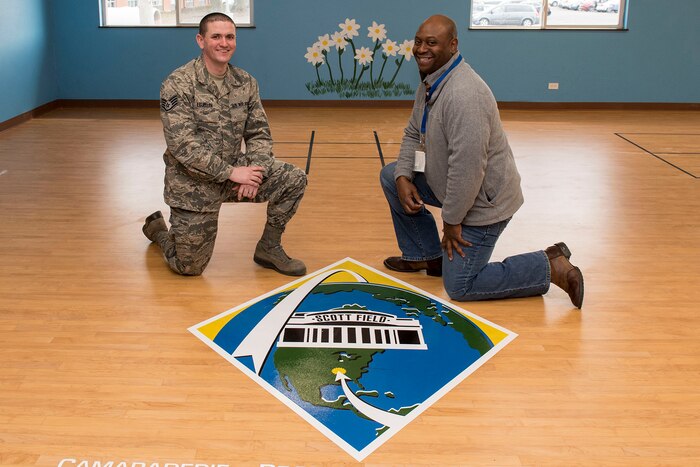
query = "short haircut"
xmin=198 ymin=12 xmax=235 ymax=36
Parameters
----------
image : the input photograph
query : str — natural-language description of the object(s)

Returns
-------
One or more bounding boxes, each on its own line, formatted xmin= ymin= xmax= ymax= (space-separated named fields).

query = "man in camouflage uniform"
xmin=143 ymin=12 xmax=307 ymax=276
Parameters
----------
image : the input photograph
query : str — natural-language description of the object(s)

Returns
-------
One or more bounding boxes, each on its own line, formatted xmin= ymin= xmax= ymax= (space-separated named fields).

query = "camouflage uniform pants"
xmin=155 ymin=160 xmax=306 ymax=275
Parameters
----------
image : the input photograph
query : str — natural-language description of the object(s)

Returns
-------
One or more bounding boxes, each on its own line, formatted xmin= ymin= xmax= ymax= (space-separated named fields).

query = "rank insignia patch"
xmin=160 ymin=96 xmax=179 ymax=112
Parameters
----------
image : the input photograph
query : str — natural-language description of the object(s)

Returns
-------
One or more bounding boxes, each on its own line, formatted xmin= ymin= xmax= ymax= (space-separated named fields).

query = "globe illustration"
xmin=212 ymin=278 xmax=496 ymax=452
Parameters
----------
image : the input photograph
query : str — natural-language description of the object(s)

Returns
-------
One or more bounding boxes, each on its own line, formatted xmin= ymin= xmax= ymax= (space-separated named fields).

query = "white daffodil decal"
xmin=305 ymin=46 xmax=325 ymax=66
xmin=382 ymin=39 xmax=398 ymax=57
xmin=367 ymin=21 xmax=387 ymax=42
xmin=398 ymin=39 xmax=415 ymax=61
xmin=352 ymin=47 xmax=374 ymax=86
xmin=331 ymin=31 xmax=348 ymax=50
xmin=315 ymin=34 xmax=332 ymax=53
xmin=339 ymin=18 xmax=360 ymax=39
xmin=307 ymin=42 xmax=336 ymax=85
xmin=354 ymin=46 xmax=374 ymax=66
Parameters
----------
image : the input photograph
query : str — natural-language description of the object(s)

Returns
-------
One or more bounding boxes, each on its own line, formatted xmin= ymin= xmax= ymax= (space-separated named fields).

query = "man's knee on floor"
xmin=169 ymin=261 xmax=206 ymax=276
xmin=443 ymin=276 xmax=474 ymax=301
xmin=165 ymin=248 xmax=209 ymax=276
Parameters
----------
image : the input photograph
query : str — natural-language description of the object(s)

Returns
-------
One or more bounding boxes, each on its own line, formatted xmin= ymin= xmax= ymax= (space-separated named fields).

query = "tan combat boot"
xmin=253 ymin=223 xmax=306 ymax=276
xmin=142 ymin=211 xmax=167 ymax=242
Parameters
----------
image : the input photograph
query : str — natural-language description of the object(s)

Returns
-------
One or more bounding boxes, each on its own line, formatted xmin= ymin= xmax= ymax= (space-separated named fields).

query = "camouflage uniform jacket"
xmin=160 ymin=56 xmax=274 ymax=212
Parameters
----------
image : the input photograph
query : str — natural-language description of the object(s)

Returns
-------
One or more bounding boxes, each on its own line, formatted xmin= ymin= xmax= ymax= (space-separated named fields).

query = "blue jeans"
xmin=380 ymin=162 xmax=550 ymax=301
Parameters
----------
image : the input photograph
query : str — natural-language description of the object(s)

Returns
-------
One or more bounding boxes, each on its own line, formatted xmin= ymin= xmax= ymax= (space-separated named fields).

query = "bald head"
xmin=420 ymin=15 xmax=458 ymax=41
xmin=413 ymin=15 xmax=459 ymax=76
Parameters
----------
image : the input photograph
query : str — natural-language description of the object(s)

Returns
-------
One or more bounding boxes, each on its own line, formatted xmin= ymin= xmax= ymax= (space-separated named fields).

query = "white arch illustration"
xmin=335 ymin=371 xmax=406 ymax=428
xmin=232 ymin=269 xmax=367 ymax=375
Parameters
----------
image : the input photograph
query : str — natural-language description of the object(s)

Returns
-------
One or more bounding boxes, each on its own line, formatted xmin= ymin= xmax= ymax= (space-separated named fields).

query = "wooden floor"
xmin=0 ymin=105 xmax=699 ymax=467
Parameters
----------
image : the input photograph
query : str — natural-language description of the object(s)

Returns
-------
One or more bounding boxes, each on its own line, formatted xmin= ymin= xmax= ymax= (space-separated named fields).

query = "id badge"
xmin=414 ymin=150 xmax=426 ymax=172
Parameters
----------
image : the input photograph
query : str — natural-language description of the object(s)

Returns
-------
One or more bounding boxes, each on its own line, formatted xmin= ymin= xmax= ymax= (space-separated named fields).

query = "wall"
xmin=41 ymin=0 xmax=700 ymax=103
xmin=0 ymin=0 xmax=57 ymax=123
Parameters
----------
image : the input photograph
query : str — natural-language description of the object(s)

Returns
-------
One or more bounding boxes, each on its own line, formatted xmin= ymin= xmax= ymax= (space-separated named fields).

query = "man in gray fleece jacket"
xmin=380 ymin=14 xmax=584 ymax=308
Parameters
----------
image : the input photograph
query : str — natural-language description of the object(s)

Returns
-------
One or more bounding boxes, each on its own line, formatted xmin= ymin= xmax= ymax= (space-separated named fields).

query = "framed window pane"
xmin=546 ymin=0 xmax=623 ymax=28
xmin=102 ymin=0 xmax=175 ymax=26
xmin=471 ymin=0 xmax=545 ymax=28
xmin=178 ymin=0 xmax=252 ymax=27
xmin=470 ymin=0 xmax=626 ymax=30
xmin=101 ymin=0 xmax=253 ymax=27
xmin=218 ymin=0 xmax=252 ymax=27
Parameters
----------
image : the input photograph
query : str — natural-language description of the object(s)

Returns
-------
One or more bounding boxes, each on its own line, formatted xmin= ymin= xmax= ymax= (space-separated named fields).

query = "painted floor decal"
xmin=189 ymin=258 xmax=517 ymax=461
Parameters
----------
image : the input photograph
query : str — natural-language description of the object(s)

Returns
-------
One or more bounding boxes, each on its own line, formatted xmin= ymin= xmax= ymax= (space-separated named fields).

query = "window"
xmin=282 ymin=328 xmax=304 ymax=343
xmin=361 ymin=328 xmax=371 ymax=344
xmin=101 ymin=0 xmax=253 ymax=27
xmin=470 ymin=0 xmax=627 ymax=29
xmin=397 ymin=330 xmax=421 ymax=345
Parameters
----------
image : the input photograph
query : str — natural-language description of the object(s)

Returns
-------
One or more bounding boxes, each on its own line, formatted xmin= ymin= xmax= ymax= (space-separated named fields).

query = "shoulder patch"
xmin=160 ymin=96 xmax=179 ymax=112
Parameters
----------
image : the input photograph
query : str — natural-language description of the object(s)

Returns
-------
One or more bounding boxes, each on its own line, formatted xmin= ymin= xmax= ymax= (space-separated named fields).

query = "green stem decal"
xmin=388 ymin=56 xmax=405 ymax=86
xmin=323 ymin=51 xmax=335 ymax=84
xmin=349 ymin=39 xmax=358 ymax=82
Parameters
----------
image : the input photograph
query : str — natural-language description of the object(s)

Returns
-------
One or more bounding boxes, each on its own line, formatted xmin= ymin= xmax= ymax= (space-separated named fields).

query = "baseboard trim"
xmin=3 ymin=99 xmax=698 ymax=132
xmin=265 ymin=101 xmax=698 ymax=110
xmin=53 ymin=99 xmax=159 ymax=109
xmin=497 ymin=101 xmax=700 ymax=110
xmin=0 ymin=100 xmax=61 ymax=132
xmin=42 ymin=99 xmax=700 ymax=111
xmin=262 ymin=100 xmax=414 ymax=108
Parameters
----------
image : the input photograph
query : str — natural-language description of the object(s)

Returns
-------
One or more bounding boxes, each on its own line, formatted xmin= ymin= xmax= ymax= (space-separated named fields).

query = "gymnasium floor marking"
xmin=190 ymin=258 xmax=516 ymax=461
xmin=616 ymin=133 xmax=699 ymax=178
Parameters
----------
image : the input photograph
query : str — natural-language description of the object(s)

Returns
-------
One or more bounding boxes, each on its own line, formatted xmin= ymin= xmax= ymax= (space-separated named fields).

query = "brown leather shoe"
xmin=545 ymin=242 xmax=572 ymax=261
xmin=383 ymin=256 xmax=442 ymax=277
xmin=546 ymin=242 xmax=584 ymax=309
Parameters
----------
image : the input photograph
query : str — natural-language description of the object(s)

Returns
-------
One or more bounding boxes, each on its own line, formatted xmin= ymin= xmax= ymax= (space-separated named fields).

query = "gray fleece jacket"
xmin=395 ymin=53 xmax=524 ymax=226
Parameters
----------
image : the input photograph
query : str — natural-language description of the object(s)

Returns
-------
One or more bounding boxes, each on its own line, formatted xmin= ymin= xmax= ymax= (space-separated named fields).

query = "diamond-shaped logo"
xmin=190 ymin=258 xmax=516 ymax=461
